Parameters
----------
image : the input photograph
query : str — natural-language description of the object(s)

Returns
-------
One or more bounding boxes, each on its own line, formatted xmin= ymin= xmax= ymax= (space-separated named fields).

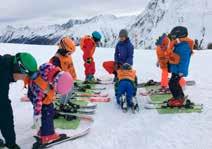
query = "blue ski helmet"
xmin=92 ymin=31 xmax=102 ymax=42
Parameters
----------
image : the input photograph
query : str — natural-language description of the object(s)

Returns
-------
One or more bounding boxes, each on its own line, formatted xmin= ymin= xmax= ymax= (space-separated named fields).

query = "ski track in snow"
xmin=0 ymin=43 xmax=212 ymax=149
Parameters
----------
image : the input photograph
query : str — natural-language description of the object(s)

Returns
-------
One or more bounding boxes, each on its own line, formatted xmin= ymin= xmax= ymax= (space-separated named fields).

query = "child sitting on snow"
xmin=166 ymin=26 xmax=194 ymax=107
xmin=115 ymin=63 xmax=138 ymax=111
xmin=27 ymin=63 xmax=73 ymax=146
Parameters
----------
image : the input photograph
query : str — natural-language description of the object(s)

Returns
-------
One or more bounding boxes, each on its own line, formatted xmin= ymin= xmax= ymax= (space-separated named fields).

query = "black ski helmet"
xmin=170 ymin=26 xmax=188 ymax=39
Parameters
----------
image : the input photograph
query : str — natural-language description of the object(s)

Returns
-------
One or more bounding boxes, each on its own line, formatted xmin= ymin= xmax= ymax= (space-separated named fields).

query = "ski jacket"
xmin=80 ymin=35 xmax=96 ymax=60
xmin=156 ymin=36 xmax=170 ymax=69
xmin=0 ymin=55 xmax=15 ymax=106
xmin=27 ymin=63 xmax=60 ymax=116
xmin=50 ymin=54 xmax=77 ymax=80
xmin=115 ymin=38 xmax=134 ymax=65
xmin=169 ymin=38 xmax=194 ymax=77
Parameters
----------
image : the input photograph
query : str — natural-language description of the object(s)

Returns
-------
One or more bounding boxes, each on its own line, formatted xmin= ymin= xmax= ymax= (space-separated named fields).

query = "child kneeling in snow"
xmin=27 ymin=63 xmax=73 ymax=145
xmin=115 ymin=63 xmax=137 ymax=109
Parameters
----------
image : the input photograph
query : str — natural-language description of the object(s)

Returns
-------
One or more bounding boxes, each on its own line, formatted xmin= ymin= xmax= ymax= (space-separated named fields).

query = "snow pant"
xmin=0 ymin=102 xmax=16 ymax=145
xmin=116 ymin=80 xmax=136 ymax=107
xmin=41 ymin=104 xmax=55 ymax=136
xmin=160 ymin=68 xmax=169 ymax=88
xmin=83 ymin=54 xmax=95 ymax=77
xmin=169 ymin=74 xmax=184 ymax=99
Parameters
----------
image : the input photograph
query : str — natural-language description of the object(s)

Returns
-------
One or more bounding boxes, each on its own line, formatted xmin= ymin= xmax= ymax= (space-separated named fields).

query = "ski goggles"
xmin=15 ymin=54 xmax=30 ymax=74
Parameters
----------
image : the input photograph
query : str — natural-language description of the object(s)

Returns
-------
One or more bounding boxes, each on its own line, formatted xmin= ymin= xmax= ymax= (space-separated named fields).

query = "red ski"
xmin=77 ymin=97 xmax=111 ymax=102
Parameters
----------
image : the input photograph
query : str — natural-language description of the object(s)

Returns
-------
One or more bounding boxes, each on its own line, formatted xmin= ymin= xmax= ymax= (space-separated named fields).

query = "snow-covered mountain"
xmin=129 ymin=0 xmax=212 ymax=49
xmin=0 ymin=15 xmax=136 ymax=47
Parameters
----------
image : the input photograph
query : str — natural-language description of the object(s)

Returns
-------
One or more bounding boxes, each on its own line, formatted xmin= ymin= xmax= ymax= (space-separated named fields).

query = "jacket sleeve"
xmin=51 ymin=56 xmax=61 ymax=68
xmin=114 ymin=43 xmax=119 ymax=63
xmin=178 ymin=45 xmax=191 ymax=75
xmin=28 ymin=84 xmax=44 ymax=116
xmin=126 ymin=43 xmax=134 ymax=65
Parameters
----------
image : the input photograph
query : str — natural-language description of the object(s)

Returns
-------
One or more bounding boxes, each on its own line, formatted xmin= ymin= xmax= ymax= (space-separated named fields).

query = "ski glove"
xmin=86 ymin=58 xmax=92 ymax=64
xmin=156 ymin=61 xmax=160 ymax=67
xmin=34 ymin=115 xmax=42 ymax=131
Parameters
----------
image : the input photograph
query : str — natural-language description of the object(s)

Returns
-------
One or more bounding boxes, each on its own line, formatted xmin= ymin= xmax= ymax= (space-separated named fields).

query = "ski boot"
xmin=158 ymin=87 xmax=170 ymax=94
xmin=131 ymin=97 xmax=140 ymax=113
xmin=5 ymin=143 xmax=21 ymax=149
xmin=145 ymin=80 xmax=159 ymax=86
xmin=166 ymin=98 xmax=185 ymax=108
xmin=120 ymin=95 xmax=128 ymax=112
xmin=33 ymin=133 xmax=67 ymax=149
xmin=84 ymin=75 xmax=97 ymax=84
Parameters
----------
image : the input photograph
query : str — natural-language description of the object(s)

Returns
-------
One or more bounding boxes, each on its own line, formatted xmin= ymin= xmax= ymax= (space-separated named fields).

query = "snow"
xmin=1 ymin=43 xmax=212 ymax=149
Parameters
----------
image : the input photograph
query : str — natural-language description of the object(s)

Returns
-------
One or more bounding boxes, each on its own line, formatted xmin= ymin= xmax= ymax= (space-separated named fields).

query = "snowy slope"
xmin=0 ymin=43 xmax=212 ymax=149
xmin=0 ymin=15 xmax=136 ymax=47
xmin=129 ymin=0 xmax=212 ymax=49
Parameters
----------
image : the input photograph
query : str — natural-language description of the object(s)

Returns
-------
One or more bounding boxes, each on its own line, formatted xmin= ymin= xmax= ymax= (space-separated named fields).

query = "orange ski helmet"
xmin=59 ymin=37 xmax=76 ymax=53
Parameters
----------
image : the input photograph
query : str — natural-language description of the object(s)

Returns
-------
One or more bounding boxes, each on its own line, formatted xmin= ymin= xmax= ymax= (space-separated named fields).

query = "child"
xmin=115 ymin=63 xmax=137 ymax=110
xmin=80 ymin=31 xmax=102 ymax=83
xmin=50 ymin=37 xmax=77 ymax=80
xmin=103 ymin=29 xmax=134 ymax=81
xmin=115 ymin=29 xmax=134 ymax=67
xmin=27 ymin=63 xmax=73 ymax=145
xmin=155 ymin=33 xmax=186 ymax=91
xmin=166 ymin=26 xmax=194 ymax=107
xmin=0 ymin=52 xmax=37 ymax=149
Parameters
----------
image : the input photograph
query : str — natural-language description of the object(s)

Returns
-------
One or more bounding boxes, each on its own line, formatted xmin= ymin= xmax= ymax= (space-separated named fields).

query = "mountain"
xmin=0 ymin=15 xmax=136 ymax=47
xmin=129 ymin=0 xmax=212 ymax=49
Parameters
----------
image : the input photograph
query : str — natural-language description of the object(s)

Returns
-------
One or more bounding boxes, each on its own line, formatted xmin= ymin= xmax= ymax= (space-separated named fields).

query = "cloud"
xmin=0 ymin=0 xmax=149 ymax=23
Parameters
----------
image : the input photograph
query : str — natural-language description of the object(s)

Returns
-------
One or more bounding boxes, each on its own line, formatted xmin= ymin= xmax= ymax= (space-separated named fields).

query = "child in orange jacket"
xmin=155 ymin=33 xmax=186 ymax=91
xmin=50 ymin=37 xmax=77 ymax=80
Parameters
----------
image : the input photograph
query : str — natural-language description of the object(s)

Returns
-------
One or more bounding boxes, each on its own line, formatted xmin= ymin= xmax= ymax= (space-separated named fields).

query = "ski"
xmin=74 ymin=93 xmax=108 ymax=98
xmin=144 ymin=103 xmax=203 ymax=110
xmin=140 ymin=89 xmax=171 ymax=96
xmin=32 ymin=128 xmax=90 ymax=149
xmin=88 ymin=97 xmax=111 ymax=102
xmin=57 ymin=112 xmax=94 ymax=122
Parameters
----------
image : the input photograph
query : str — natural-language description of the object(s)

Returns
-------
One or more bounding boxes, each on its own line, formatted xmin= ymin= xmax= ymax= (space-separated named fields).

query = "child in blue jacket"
xmin=167 ymin=26 xmax=194 ymax=107
xmin=115 ymin=29 xmax=134 ymax=67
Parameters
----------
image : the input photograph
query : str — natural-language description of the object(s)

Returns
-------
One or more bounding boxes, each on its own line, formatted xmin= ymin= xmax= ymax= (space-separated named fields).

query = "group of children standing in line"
xmin=0 ymin=26 xmax=194 ymax=148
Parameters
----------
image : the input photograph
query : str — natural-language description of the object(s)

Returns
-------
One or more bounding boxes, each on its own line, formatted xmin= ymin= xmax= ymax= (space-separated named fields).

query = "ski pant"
xmin=160 ymin=68 xmax=169 ymax=88
xmin=0 ymin=102 xmax=16 ymax=145
xmin=83 ymin=54 xmax=95 ymax=77
xmin=169 ymin=73 xmax=185 ymax=99
xmin=116 ymin=80 xmax=136 ymax=107
xmin=40 ymin=104 xmax=55 ymax=136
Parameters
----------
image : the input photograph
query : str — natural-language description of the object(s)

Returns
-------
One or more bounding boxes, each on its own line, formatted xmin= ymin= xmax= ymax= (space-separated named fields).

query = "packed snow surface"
xmin=0 ymin=43 xmax=212 ymax=149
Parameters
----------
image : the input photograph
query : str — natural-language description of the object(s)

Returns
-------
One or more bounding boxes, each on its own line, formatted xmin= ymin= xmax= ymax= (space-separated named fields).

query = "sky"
xmin=0 ymin=0 xmax=149 ymax=24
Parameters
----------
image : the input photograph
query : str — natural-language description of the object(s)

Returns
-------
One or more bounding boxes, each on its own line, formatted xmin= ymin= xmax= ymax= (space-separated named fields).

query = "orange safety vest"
xmin=117 ymin=69 xmax=136 ymax=82
xmin=25 ymin=75 xmax=56 ymax=105
xmin=80 ymin=36 xmax=96 ymax=58
xmin=56 ymin=55 xmax=77 ymax=80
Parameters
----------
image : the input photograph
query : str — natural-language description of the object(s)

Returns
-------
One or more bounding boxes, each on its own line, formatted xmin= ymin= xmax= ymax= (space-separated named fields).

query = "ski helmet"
xmin=170 ymin=26 xmax=188 ymax=39
xmin=92 ymin=31 xmax=102 ymax=42
xmin=53 ymin=71 xmax=73 ymax=95
xmin=14 ymin=52 xmax=38 ymax=75
xmin=122 ymin=63 xmax=132 ymax=70
xmin=60 ymin=37 xmax=76 ymax=53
